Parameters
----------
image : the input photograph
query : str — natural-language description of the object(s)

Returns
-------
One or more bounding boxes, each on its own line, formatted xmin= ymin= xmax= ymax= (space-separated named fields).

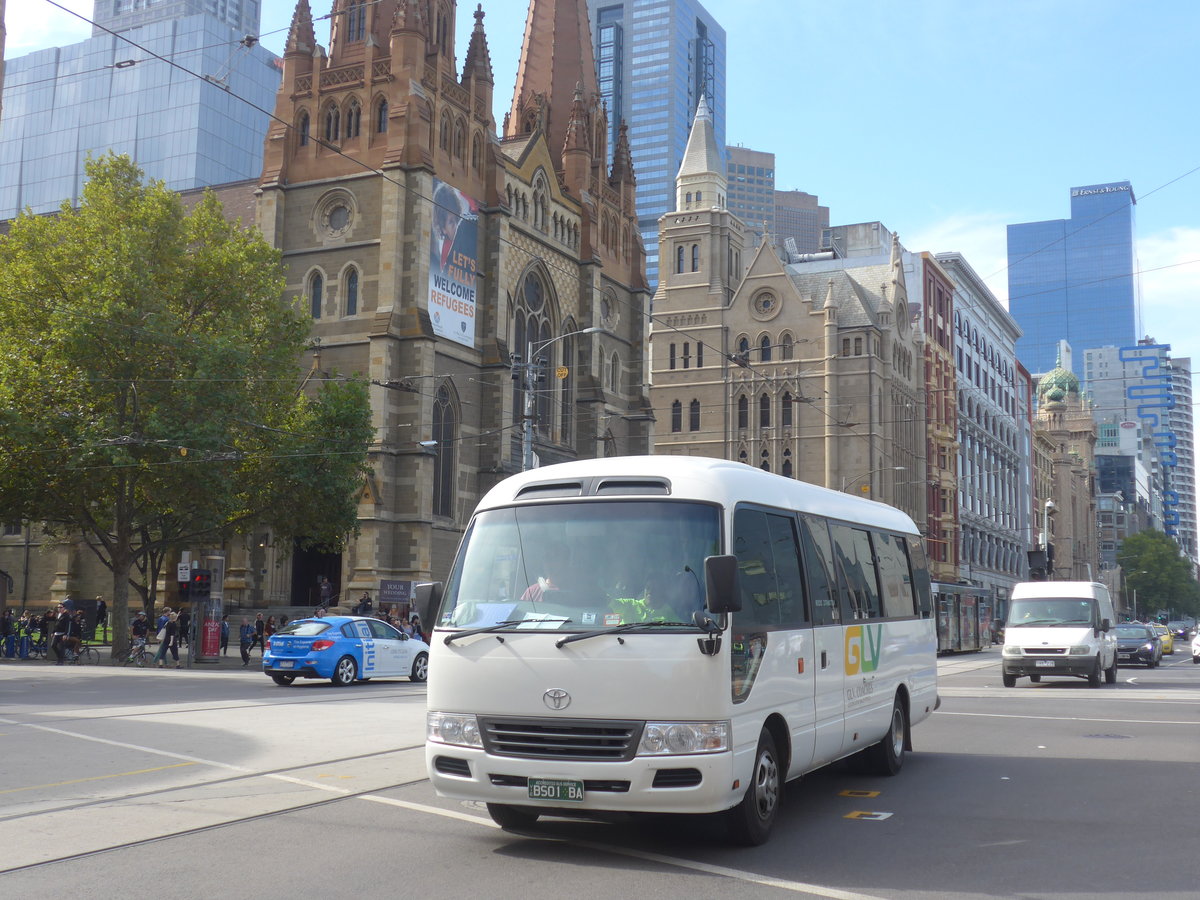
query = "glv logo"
xmin=844 ymin=624 xmax=883 ymax=675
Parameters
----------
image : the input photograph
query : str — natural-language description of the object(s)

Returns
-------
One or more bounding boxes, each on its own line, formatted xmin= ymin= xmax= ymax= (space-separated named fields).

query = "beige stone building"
xmin=649 ymin=101 xmax=925 ymax=525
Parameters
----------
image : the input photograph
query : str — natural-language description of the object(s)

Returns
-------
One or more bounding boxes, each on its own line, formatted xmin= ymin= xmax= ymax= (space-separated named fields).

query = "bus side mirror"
xmin=704 ymin=555 xmax=741 ymax=614
xmin=1100 ymin=618 xmax=1111 ymax=633
xmin=414 ymin=582 xmax=443 ymax=628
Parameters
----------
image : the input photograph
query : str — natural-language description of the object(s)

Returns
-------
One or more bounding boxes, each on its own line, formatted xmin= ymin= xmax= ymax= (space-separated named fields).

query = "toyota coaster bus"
xmin=418 ymin=456 xmax=938 ymax=845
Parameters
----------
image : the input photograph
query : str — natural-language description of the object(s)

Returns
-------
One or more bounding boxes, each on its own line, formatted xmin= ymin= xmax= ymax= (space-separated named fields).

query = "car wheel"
xmin=486 ymin=803 xmax=540 ymax=830
xmin=271 ymin=673 xmax=295 ymax=686
xmin=1087 ymin=657 xmax=1102 ymax=687
xmin=860 ymin=696 xmax=907 ymax=777
xmin=726 ymin=728 xmax=781 ymax=846
xmin=411 ymin=652 xmax=429 ymax=683
xmin=1002 ymin=673 xmax=1017 ymax=687
xmin=331 ymin=655 xmax=357 ymax=687
xmin=1104 ymin=657 xmax=1118 ymax=684
xmin=1192 ymin=655 xmax=1199 ymax=664
xmin=1029 ymin=674 xmax=1041 ymax=683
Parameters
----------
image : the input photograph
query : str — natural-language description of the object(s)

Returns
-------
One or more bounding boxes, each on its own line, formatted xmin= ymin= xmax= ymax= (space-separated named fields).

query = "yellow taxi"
xmin=1151 ymin=623 xmax=1174 ymax=654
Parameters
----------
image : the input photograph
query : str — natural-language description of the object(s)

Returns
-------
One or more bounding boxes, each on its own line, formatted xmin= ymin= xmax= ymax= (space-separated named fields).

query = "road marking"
xmin=938 ymin=711 xmax=1200 ymax=726
xmin=839 ymin=790 xmax=880 ymax=798
xmin=0 ymin=762 xmax=198 ymax=795
xmin=363 ymin=797 xmax=891 ymax=899
xmin=844 ymin=811 xmax=893 ymax=821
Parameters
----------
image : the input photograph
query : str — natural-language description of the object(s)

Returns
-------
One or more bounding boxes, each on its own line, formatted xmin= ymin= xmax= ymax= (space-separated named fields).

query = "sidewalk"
xmin=1 ymin=641 xmax=269 ymax=672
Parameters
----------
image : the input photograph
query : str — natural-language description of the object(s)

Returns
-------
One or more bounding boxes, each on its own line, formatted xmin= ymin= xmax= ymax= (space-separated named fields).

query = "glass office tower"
xmin=1007 ymin=181 xmax=1138 ymax=375
xmin=0 ymin=13 xmax=279 ymax=219
xmin=593 ymin=0 xmax=726 ymax=289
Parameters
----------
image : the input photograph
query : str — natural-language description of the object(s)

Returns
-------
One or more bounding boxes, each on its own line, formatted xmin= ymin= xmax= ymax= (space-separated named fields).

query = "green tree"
xmin=1117 ymin=529 xmax=1200 ymax=620
xmin=0 ymin=155 xmax=373 ymax=655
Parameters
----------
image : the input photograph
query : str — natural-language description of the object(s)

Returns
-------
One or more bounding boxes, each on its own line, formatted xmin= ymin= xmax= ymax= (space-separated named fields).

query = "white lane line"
xmin=362 ymin=796 xmax=889 ymax=899
xmin=938 ymin=711 xmax=1200 ymax=726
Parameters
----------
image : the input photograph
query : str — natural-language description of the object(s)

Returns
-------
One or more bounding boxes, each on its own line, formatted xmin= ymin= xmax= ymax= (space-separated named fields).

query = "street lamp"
xmin=518 ymin=326 xmax=611 ymax=471
xmin=842 ymin=466 xmax=905 ymax=494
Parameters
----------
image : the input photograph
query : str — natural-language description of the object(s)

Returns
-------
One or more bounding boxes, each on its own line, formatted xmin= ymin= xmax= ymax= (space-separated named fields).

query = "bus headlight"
xmin=427 ymin=711 xmax=482 ymax=748
xmin=638 ymin=721 xmax=729 ymax=756
xmin=1002 ymin=645 xmax=1022 ymax=656
xmin=1068 ymin=645 xmax=1091 ymax=655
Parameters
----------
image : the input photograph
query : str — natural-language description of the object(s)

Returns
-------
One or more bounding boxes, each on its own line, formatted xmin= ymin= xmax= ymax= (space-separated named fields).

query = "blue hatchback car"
xmin=263 ymin=616 xmax=430 ymax=686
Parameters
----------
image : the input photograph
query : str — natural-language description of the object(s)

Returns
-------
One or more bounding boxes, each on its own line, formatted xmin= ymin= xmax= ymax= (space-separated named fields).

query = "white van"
xmin=1001 ymin=581 xmax=1117 ymax=687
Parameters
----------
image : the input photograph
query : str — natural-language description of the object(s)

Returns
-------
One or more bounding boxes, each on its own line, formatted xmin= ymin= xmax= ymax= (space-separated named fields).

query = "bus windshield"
xmin=438 ymin=500 xmax=721 ymax=631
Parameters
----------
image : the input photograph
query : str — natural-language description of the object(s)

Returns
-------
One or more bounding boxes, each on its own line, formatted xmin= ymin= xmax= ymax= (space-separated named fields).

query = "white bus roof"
xmin=476 ymin=455 xmax=919 ymax=535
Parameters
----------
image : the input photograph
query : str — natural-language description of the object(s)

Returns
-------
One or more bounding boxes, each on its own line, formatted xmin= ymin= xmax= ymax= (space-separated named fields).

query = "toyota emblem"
xmin=543 ymin=688 xmax=571 ymax=710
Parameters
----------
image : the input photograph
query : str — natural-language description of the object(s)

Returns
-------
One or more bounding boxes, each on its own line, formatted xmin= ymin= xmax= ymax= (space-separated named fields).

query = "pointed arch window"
xmin=454 ymin=118 xmax=466 ymax=159
xmin=671 ymin=400 xmax=682 ymax=433
xmin=471 ymin=132 xmax=482 ymax=171
xmin=346 ymin=1 xmax=366 ymax=42
xmin=439 ymin=111 xmax=451 ymax=152
xmin=737 ymin=395 xmax=748 ymax=429
xmin=760 ymin=449 xmax=769 ymax=472
xmin=782 ymin=449 xmax=793 ymax=478
xmin=298 ymin=111 xmax=310 ymax=147
xmin=344 ymin=267 xmax=359 ymax=316
xmin=760 ymin=393 xmax=771 ymax=428
xmin=432 ymin=385 xmax=457 ymax=519
xmin=669 ymin=343 xmax=676 ymax=370
xmin=760 ymin=335 xmax=772 ymax=362
xmin=689 ymin=399 xmax=701 ymax=432
xmin=696 ymin=342 xmax=703 ymax=368
xmin=376 ymin=98 xmax=388 ymax=133
xmin=691 ymin=243 xmax=700 ymax=272
xmin=610 ymin=353 xmax=621 ymax=395
xmin=676 ymin=245 xmax=685 ymax=275
xmin=782 ymin=392 xmax=793 ymax=427
xmin=781 ymin=334 xmax=794 ymax=360
xmin=324 ymin=104 xmax=340 ymax=142
xmin=345 ymin=98 xmax=361 ymax=138
xmin=308 ymin=272 xmax=323 ymax=319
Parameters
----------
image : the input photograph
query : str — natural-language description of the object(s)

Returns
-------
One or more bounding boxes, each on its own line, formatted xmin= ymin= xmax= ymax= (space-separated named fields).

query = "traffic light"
xmin=190 ymin=569 xmax=212 ymax=601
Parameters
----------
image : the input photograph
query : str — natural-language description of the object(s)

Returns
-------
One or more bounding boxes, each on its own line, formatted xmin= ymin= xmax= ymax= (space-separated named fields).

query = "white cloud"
xmin=5 ymin=1 xmax=92 ymax=57
xmin=904 ymin=212 xmax=1012 ymax=306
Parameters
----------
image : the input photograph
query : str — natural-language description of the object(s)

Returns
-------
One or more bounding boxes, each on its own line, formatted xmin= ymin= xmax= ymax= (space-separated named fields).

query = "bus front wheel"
xmin=726 ymin=728 xmax=780 ymax=846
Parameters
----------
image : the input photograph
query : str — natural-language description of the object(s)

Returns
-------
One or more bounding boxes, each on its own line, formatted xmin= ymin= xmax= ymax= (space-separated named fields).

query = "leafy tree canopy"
xmin=1116 ymin=529 xmax=1200 ymax=620
xmin=0 ymin=155 xmax=373 ymax=652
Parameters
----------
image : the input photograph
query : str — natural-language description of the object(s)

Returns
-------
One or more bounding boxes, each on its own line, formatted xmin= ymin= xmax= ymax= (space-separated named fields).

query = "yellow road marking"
xmin=839 ymin=790 xmax=880 ymax=798
xmin=0 ymin=762 xmax=197 ymax=795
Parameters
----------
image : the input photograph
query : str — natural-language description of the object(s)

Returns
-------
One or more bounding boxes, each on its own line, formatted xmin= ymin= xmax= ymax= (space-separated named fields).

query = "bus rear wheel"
xmin=726 ymin=728 xmax=780 ymax=846
xmin=861 ymin=696 xmax=907 ymax=776
xmin=486 ymin=803 xmax=540 ymax=830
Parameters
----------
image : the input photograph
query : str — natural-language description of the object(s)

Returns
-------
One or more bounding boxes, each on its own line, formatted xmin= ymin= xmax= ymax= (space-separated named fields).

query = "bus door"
xmin=799 ymin=516 xmax=844 ymax=767
xmin=731 ymin=508 xmax=817 ymax=777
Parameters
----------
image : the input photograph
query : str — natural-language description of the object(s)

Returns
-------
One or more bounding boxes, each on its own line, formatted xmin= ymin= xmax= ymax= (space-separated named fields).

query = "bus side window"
xmin=800 ymin=515 xmax=839 ymax=626
xmin=874 ymin=531 xmax=917 ymax=618
xmin=906 ymin=537 xmax=933 ymax=618
xmin=830 ymin=524 xmax=882 ymax=620
xmin=731 ymin=508 xmax=807 ymax=627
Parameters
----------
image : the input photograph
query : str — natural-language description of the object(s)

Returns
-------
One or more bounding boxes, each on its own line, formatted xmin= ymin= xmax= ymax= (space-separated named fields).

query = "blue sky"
xmin=9 ymin=0 xmax=1200 ymax=365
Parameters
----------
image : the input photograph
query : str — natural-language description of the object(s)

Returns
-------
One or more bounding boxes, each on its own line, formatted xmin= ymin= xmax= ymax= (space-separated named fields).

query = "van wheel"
xmin=1002 ymin=673 xmax=1016 ymax=687
xmin=1104 ymin=657 xmax=1118 ymax=684
xmin=861 ymin=697 xmax=907 ymax=777
xmin=1087 ymin=657 xmax=1102 ymax=687
xmin=726 ymin=729 xmax=780 ymax=846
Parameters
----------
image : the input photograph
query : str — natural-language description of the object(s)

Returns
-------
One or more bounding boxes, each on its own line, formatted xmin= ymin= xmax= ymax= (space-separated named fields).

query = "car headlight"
xmin=1068 ymin=645 xmax=1091 ymax=655
xmin=638 ymin=721 xmax=729 ymax=756
xmin=1142 ymin=643 xmax=1155 ymax=651
xmin=427 ymin=712 xmax=482 ymax=748
xmin=1002 ymin=645 xmax=1022 ymax=656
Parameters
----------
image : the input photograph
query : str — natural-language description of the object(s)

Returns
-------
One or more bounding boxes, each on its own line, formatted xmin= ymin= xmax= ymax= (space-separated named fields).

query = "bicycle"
xmin=115 ymin=639 xmax=150 ymax=667
xmin=62 ymin=639 xmax=100 ymax=666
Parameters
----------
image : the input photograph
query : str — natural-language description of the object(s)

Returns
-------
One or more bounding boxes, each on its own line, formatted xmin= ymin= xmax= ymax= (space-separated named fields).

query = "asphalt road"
xmin=1 ymin=646 xmax=1198 ymax=899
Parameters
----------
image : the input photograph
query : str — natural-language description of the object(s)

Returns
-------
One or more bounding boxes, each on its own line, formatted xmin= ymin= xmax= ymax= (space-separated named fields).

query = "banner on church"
xmin=428 ymin=179 xmax=480 ymax=348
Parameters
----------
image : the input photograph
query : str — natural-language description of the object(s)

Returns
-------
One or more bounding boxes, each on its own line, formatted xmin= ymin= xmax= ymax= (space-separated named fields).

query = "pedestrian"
xmin=51 ymin=602 xmax=71 ymax=664
xmin=177 ymin=608 xmax=191 ymax=647
xmin=220 ymin=614 xmax=230 ymax=655
xmin=95 ymin=596 xmax=108 ymax=640
xmin=279 ymin=615 xmax=289 ymax=628
xmin=249 ymin=613 xmax=265 ymax=655
xmin=318 ymin=575 xmax=334 ymax=608
xmin=156 ymin=607 xmax=171 ymax=634
xmin=154 ymin=612 xmax=181 ymax=668
xmin=314 ymin=606 xmax=327 ymax=618
xmin=409 ymin=615 xmax=425 ymax=643
xmin=239 ymin=618 xmax=254 ymax=666
xmin=265 ymin=615 xmax=277 ymax=642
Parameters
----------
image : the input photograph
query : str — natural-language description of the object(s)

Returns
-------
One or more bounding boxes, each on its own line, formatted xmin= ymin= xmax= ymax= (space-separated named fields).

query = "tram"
xmin=933 ymin=582 xmax=993 ymax=653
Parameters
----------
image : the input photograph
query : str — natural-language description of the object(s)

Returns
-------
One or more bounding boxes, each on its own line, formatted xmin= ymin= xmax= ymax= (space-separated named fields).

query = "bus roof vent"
xmin=593 ymin=478 xmax=671 ymax=496
xmin=514 ymin=481 xmax=584 ymax=500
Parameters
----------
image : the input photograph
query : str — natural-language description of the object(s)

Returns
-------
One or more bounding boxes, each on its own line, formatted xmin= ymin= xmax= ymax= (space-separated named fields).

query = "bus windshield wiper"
xmin=443 ymin=617 xmax=573 ymax=646
xmin=555 ymin=620 xmax=696 ymax=649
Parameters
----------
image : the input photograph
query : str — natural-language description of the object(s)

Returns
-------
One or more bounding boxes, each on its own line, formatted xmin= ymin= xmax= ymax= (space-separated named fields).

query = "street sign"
xmin=177 ymin=563 xmax=191 ymax=582
xmin=555 ymin=366 xmax=568 ymax=380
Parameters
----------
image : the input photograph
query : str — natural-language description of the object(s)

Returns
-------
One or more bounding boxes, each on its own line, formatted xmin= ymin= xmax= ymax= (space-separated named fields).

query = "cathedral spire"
xmin=392 ymin=0 xmax=427 ymax=34
xmin=610 ymin=119 xmax=634 ymax=185
xmin=462 ymin=4 xmax=494 ymax=86
xmin=675 ymin=95 xmax=726 ymax=212
xmin=507 ymin=0 xmax=600 ymax=158
xmin=285 ymin=0 xmax=316 ymax=55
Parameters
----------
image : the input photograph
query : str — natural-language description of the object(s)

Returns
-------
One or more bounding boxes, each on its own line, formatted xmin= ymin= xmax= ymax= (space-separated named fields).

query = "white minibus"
xmin=418 ymin=456 xmax=938 ymax=844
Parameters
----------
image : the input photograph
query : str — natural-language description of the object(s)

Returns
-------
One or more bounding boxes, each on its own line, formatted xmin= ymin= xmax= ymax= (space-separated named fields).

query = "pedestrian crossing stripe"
xmin=845 ymin=811 xmax=893 ymax=820
xmin=839 ymin=790 xmax=880 ymax=798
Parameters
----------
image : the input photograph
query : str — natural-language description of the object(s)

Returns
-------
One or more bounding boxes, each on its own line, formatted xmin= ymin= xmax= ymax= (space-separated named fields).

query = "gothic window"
xmin=781 ymin=334 xmax=794 ymax=360
xmin=760 ymin=449 xmax=769 ymax=472
xmin=471 ymin=132 xmax=482 ymax=171
xmin=513 ymin=271 xmax=558 ymax=441
xmin=610 ymin=353 xmax=621 ymax=395
xmin=676 ymin=245 xmax=685 ymax=274
xmin=738 ymin=336 xmax=750 ymax=358
xmin=345 ymin=98 xmax=361 ymax=138
xmin=671 ymin=400 xmax=682 ymax=433
xmin=376 ymin=98 xmax=388 ymax=133
xmin=308 ymin=272 xmax=323 ymax=319
xmin=760 ymin=393 xmax=770 ymax=428
xmin=298 ymin=111 xmax=310 ymax=147
xmin=439 ymin=111 xmax=451 ymax=152
xmin=669 ymin=343 xmax=676 ymax=370
xmin=782 ymin=392 xmax=793 ymax=427
xmin=691 ymin=243 xmax=699 ymax=272
xmin=760 ymin=335 xmax=772 ymax=362
xmin=344 ymin=267 xmax=358 ymax=316
xmin=682 ymin=342 xmax=691 ymax=369
xmin=782 ymin=449 xmax=793 ymax=478
xmin=432 ymin=385 xmax=457 ymax=519
xmin=689 ymin=399 xmax=701 ymax=432
xmin=323 ymin=104 xmax=340 ymax=142
xmin=454 ymin=118 xmax=466 ymax=159
xmin=560 ymin=332 xmax=575 ymax=442
xmin=737 ymin=395 xmax=748 ymax=429
xmin=697 ymin=342 xmax=703 ymax=368
xmin=346 ymin=1 xmax=366 ymax=41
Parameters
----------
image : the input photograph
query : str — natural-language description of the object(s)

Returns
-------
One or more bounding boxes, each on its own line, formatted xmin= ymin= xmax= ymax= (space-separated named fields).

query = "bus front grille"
xmin=479 ymin=717 xmax=643 ymax=760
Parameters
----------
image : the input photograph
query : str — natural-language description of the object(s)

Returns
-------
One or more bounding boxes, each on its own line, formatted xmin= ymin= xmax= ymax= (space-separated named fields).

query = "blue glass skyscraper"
xmin=592 ymin=0 xmax=726 ymax=289
xmin=1007 ymin=181 xmax=1138 ymax=375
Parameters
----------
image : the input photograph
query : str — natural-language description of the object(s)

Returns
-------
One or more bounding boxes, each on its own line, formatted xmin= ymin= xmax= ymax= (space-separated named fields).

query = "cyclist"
xmin=127 ymin=611 xmax=151 ymax=665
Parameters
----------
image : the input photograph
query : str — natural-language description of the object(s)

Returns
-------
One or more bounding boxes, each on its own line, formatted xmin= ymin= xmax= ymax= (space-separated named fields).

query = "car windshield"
xmin=1008 ymin=598 xmax=1096 ymax=627
xmin=439 ymin=500 xmax=720 ymax=632
xmin=1114 ymin=625 xmax=1152 ymax=638
xmin=276 ymin=621 xmax=332 ymax=637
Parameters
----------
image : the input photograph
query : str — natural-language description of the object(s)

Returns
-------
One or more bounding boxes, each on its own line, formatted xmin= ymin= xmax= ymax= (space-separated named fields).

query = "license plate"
xmin=528 ymin=778 xmax=584 ymax=802
xmin=279 ymin=660 xmax=294 ymax=669
xmin=1119 ymin=653 xmax=1133 ymax=659
xmin=1034 ymin=659 xmax=1055 ymax=668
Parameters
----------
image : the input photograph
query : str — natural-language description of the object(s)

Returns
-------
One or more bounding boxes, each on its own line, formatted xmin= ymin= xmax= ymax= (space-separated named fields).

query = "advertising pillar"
xmin=195 ymin=556 xmax=225 ymax=663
